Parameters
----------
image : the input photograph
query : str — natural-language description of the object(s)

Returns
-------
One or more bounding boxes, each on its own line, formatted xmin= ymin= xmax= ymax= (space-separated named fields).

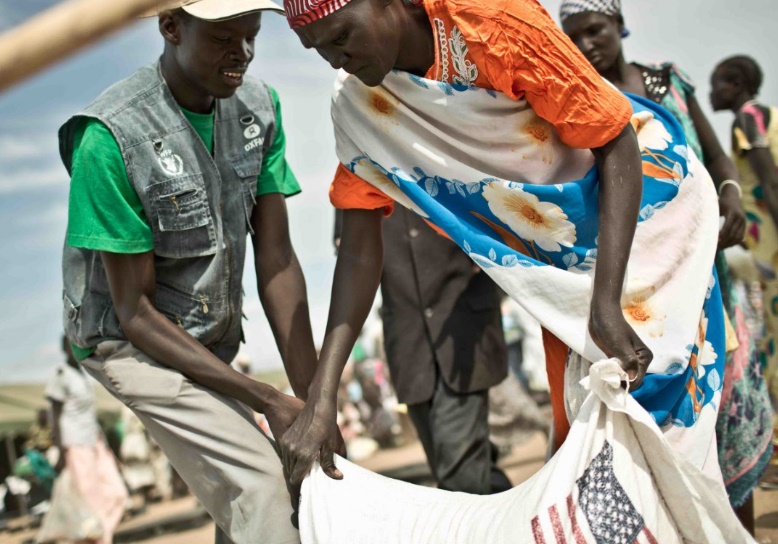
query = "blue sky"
xmin=0 ymin=0 xmax=775 ymax=383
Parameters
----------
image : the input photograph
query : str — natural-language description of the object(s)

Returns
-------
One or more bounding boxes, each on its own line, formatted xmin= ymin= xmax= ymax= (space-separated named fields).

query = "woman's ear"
xmin=616 ymin=14 xmax=626 ymax=36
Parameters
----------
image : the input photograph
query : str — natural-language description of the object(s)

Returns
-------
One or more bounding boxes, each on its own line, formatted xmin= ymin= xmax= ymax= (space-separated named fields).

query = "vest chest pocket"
xmin=149 ymin=175 xmax=217 ymax=259
xmin=232 ymin=159 xmax=261 ymax=235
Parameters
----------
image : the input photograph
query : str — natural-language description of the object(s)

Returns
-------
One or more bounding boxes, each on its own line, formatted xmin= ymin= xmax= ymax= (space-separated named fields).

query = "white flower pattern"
xmin=482 ymin=183 xmax=576 ymax=252
xmin=631 ymin=111 xmax=672 ymax=151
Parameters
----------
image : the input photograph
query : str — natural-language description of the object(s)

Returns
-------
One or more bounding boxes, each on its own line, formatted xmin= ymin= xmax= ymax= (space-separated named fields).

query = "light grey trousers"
xmin=82 ymin=341 xmax=299 ymax=544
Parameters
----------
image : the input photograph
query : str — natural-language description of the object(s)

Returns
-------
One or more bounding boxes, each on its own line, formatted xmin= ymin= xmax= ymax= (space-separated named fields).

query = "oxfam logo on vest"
xmin=244 ymin=123 xmax=264 ymax=152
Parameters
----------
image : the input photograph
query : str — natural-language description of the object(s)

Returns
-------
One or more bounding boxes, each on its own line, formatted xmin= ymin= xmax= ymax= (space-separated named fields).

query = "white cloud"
xmin=0 ymin=137 xmax=49 ymax=160
xmin=20 ymin=202 xmax=67 ymax=228
xmin=0 ymin=164 xmax=67 ymax=194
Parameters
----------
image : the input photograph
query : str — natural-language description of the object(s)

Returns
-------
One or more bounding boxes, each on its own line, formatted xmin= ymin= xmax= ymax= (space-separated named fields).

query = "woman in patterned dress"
xmin=275 ymin=0 xmax=730 ymax=499
xmin=711 ymin=52 xmax=778 ymax=497
xmin=560 ymin=3 xmax=773 ymax=533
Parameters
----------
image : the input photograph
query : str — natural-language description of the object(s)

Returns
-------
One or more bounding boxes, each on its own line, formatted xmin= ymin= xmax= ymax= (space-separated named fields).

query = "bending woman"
xmin=276 ymin=0 xmax=748 ymax=540
xmin=560 ymin=1 xmax=774 ymax=529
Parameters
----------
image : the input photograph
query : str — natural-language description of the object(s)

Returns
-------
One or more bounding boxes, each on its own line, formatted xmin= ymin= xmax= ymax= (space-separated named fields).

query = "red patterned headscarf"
xmin=284 ymin=0 xmax=350 ymax=28
xmin=285 ymin=0 xmax=422 ymax=29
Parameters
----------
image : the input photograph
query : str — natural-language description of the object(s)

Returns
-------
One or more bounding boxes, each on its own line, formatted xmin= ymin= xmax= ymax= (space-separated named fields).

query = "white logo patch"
xmin=244 ymin=124 xmax=261 ymax=139
xmin=158 ymin=149 xmax=184 ymax=176
xmin=244 ymin=138 xmax=264 ymax=152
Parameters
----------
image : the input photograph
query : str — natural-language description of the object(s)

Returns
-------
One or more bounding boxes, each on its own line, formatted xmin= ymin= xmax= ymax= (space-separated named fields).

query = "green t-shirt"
xmin=66 ymin=86 xmax=300 ymax=253
xmin=66 ymin=87 xmax=299 ymax=360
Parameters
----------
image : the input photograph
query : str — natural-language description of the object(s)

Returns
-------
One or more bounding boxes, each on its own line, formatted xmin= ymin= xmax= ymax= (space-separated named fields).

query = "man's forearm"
xmin=256 ymin=248 xmax=318 ymax=400
xmin=591 ymin=125 xmax=643 ymax=310
xmin=120 ymin=298 xmax=280 ymax=412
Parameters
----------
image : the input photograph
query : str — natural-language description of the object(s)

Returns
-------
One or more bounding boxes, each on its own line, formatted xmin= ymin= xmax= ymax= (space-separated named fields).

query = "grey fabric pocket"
xmin=101 ymin=357 xmax=184 ymax=408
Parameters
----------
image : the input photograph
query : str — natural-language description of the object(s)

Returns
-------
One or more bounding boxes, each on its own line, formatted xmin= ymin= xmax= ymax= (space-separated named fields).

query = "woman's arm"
xmin=687 ymin=94 xmax=745 ymax=248
xmin=279 ymin=208 xmax=385 ymax=485
xmin=589 ymin=124 xmax=654 ymax=388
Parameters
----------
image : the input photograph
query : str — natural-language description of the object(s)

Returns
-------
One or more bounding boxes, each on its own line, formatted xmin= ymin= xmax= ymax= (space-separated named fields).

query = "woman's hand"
xmin=718 ymin=184 xmax=746 ymax=250
xmin=589 ymin=303 xmax=653 ymax=389
xmin=278 ymin=394 xmax=344 ymax=487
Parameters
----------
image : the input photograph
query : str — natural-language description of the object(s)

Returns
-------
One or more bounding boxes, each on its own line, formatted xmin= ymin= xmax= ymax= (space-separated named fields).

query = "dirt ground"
xmin=3 ymin=433 xmax=776 ymax=543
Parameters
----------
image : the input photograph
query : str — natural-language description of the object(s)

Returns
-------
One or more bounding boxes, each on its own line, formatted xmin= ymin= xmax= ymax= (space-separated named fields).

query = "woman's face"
xmin=709 ymin=67 xmax=739 ymax=112
xmin=562 ymin=12 xmax=623 ymax=74
xmin=294 ymin=0 xmax=403 ymax=87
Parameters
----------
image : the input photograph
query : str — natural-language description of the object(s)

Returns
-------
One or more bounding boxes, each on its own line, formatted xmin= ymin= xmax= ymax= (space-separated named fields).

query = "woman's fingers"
xmin=627 ymin=333 xmax=653 ymax=390
xmin=719 ymin=214 xmax=739 ymax=249
xmin=719 ymin=212 xmax=747 ymax=249
xmin=320 ymin=445 xmax=343 ymax=480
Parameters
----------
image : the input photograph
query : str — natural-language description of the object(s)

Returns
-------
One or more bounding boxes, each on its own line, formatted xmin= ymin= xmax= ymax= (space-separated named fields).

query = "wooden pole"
xmin=0 ymin=0 xmax=175 ymax=93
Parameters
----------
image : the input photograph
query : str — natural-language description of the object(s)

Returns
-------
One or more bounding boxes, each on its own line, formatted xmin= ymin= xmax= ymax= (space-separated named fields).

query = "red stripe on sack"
xmin=642 ymin=527 xmax=658 ymax=544
xmin=566 ymin=495 xmax=586 ymax=544
xmin=549 ymin=505 xmax=566 ymax=544
xmin=531 ymin=516 xmax=547 ymax=544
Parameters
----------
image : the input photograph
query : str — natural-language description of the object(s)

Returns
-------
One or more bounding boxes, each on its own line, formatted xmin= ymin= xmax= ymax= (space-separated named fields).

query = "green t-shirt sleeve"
xmin=257 ymin=87 xmax=301 ymax=198
xmin=66 ymin=118 xmax=154 ymax=253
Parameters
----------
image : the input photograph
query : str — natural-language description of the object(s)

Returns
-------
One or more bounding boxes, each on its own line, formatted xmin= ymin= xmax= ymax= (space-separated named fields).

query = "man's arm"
xmin=251 ymin=193 xmax=318 ymax=399
xmin=100 ymin=250 xmax=303 ymax=439
xmin=279 ymin=208 xmax=384 ymax=485
xmin=589 ymin=124 xmax=654 ymax=389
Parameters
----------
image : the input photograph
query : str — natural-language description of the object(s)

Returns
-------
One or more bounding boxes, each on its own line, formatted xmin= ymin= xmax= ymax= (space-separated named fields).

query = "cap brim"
xmin=138 ymin=0 xmax=190 ymax=18
xmin=140 ymin=0 xmax=284 ymax=19
xmin=183 ymin=0 xmax=284 ymax=20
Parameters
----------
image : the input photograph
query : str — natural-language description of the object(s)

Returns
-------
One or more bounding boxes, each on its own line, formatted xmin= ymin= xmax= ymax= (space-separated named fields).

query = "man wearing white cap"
xmin=59 ymin=1 xmax=319 ymax=542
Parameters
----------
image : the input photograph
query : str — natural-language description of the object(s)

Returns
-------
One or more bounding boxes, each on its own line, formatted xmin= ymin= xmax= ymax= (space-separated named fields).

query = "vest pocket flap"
xmin=150 ymin=176 xmax=211 ymax=233
xmin=232 ymin=160 xmax=261 ymax=180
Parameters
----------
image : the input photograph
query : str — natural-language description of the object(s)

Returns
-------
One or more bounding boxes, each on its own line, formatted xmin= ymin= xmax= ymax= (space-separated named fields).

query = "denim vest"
xmin=60 ymin=61 xmax=277 ymax=362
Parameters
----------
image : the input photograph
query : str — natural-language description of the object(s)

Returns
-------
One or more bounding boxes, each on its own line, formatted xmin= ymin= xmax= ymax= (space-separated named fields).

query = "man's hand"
xmin=718 ymin=184 xmax=746 ymax=250
xmin=279 ymin=396 xmax=343 ymax=486
xmin=589 ymin=304 xmax=653 ymax=390
xmin=263 ymin=391 xmax=305 ymax=443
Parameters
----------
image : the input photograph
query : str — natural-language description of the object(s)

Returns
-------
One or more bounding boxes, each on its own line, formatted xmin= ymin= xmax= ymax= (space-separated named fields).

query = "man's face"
xmin=294 ymin=0 xmax=402 ymax=87
xmin=562 ymin=12 xmax=623 ymax=75
xmin=165 ymin=12 xmax=262 ymax=100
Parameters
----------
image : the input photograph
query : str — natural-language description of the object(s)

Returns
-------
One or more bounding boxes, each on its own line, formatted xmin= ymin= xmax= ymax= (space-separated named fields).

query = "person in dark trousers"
xmin=336 ymin=207 xmax=511 ymax=494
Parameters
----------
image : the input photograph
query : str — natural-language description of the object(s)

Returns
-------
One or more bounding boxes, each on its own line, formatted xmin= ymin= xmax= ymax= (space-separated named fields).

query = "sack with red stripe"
xmin=299 ymin=358 xmax=754 ymax=543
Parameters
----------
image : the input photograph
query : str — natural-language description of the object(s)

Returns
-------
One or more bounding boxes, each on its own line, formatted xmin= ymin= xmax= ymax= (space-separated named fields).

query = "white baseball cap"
xmin=142 ymin=0 xmax=284 ymax=20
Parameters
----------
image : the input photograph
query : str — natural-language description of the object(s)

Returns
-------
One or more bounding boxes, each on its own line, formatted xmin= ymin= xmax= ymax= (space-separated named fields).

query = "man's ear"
xmin=159 ymin=11 xmax=183 ymax=46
